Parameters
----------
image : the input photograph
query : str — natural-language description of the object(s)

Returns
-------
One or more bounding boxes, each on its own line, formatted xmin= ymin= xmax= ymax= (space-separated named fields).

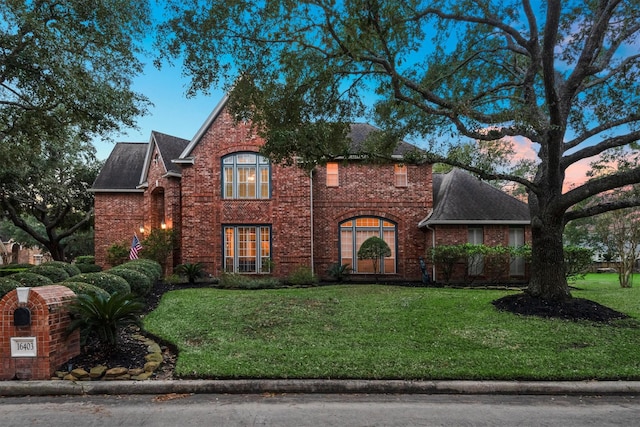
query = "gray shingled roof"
xmin=152 ymin=131 xmax=189 ymax=175
xmin=91 ymin=143 xmax=147 ymax=191
xmin=420 ymin=168 xmax=530 ymax=226
xmin=347 ymin=123 xmax=421 ymax=156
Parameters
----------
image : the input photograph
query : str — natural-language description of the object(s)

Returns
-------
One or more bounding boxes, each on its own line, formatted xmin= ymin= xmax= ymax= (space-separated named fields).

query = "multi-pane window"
xmin=326 ymin=162 xmax=339 ymax=187
xmin=224 ymin=226 xmax=271 ymax=273
xmin=340 ymin=217 xmax=396 ymax=274
xmin=468 ymin=227 xmax=484 ymax=276
xmin=394 ymin=164 xmax=408 ymax=187
xmin=509 ymin=227 xmax=526 ymax=276
xmin=223 ymin=153 xmax=270 ymax=199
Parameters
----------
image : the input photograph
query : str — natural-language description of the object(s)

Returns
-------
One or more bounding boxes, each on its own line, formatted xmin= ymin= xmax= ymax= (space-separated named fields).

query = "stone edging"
xmin=51 ymin=333 xmax=163 ymax=381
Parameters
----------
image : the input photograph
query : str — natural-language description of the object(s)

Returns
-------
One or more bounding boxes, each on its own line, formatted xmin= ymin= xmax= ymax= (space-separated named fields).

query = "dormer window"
xmin=223 ymin=153 xmax=270 ymax=199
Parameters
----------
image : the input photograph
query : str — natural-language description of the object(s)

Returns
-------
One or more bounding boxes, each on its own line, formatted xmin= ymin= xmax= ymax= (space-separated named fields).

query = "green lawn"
xmin=143 ymin=274 xmax=640 ymax=380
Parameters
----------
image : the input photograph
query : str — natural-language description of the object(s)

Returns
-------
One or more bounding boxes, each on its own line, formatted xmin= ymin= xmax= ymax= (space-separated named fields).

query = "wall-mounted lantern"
xmin=139 ymin=224 xmax=145 ymax=234
xmin=161 ymin=221 xmax=167 ymax=230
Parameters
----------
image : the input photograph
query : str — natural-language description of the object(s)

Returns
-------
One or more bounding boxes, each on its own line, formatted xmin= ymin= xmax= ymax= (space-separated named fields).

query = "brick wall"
xmin=0 ymin=285 xmax=80 ymax=380
xmin=94 ymin=192 xmax=144 ymax=268
xmin=313 ymin=162 xmax=433 ymax=281
xmin=426 ymin=224 xmax=531 ymax=283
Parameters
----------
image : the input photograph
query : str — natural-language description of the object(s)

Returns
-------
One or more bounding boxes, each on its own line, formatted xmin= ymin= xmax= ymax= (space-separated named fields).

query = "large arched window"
xmin=340 ymin=217 xmax=397 ymax=274
xmin=222 ymin=153 xmax=270 ymax=199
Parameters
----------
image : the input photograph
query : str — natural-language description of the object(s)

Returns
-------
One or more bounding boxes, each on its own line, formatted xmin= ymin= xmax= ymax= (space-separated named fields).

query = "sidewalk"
xmin=2 ymin=379 xmax=640 ymax=397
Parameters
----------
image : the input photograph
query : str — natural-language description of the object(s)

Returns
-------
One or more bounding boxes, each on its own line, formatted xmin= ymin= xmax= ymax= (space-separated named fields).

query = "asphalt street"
xmin=1 ymin=393 xmax=639 ymax=426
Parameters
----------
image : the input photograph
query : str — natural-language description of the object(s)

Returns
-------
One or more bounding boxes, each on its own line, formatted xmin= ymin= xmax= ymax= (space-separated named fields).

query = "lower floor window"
xmin=224 ymin=225 xmax=271 ymax=273
xmin=340 ymin=217 xmax=396 ymax=274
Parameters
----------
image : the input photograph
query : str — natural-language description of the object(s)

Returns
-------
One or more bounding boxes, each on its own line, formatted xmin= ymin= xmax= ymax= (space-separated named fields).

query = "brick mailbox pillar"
xmin=0 ymin=285 xmax=80 ymax=380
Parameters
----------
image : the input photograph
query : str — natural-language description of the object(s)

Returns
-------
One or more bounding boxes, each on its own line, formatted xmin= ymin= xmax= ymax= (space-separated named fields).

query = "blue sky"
xmin=93 ymin=60 xmax=225 ymax=160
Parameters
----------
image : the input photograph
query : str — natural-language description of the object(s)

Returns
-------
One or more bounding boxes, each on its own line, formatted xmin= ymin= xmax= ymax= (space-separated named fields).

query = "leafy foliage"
xmin=122 ymin=259 xmax=163 ymax=282
xmin=67 ymin=273 xmax=131 ymax=295
xmin=61 ymin=282 xmax=110 ymax=300
xmin=327 ymin=263 xmax=352 ymax=282
xmin=287 ymin=266 xmax=319 ymax=286
xmin=29 ymin=265 xmax=70 ymax=283
xmin=564 ymin=246 xmax=595 ymax=282
xmin=42 ymin=261 xmax=81 ymax=277
xmin=158 ymin=0 xmax=640 ymax=301
xmin=107 ymin=267 xmax=153 ymax=297
xmin=106 ymin=242 xmax=130 ymax=267
xmin=0 ymin=277 xmax=20 ymax=299
xmin=67 ymin=292 xmax=144 ymax=351
xmin=357 ymin=236 xmax=391 ymax=277
xmin=140 ymin=229 xmax=174 ymax=275
xmin=8 ymin=272 xmax=53 ymax=287
xmin=175 ymin=262 xmax=205 ymax=284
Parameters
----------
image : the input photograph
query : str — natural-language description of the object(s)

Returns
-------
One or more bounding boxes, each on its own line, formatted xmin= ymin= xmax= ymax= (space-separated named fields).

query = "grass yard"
xmin=143 ymin=274 xmax=640 ymax=380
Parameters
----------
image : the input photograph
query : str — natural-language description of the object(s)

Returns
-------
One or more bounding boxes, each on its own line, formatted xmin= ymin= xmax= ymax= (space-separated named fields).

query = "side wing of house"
xmin=419 ymin=168 xmax=532 ymax=283
xmin=91 ymin=143 xmax=148 ymax=268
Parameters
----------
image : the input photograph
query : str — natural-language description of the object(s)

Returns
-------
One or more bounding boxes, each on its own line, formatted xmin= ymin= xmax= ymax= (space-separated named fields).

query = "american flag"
xmin=129 ymin=233 xmax=143 ymax=260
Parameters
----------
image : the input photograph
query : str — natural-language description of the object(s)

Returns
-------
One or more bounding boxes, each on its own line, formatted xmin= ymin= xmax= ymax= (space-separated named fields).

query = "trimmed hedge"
xmin=0 ymin=277 xmax=21 ymax=299
xmin=108 ymin=267 xmax=153 ymax=297
xmin=66 ymin=273 xmax=130 ymax=295
xmin=119 ymin=259 xmax=162 ymax=282
xmin=77 ymin=263 xmax=103 ymax=273
xmin=0 ymin=264 xmax=33 ymax=277
xmin=8 ymin=272 xmax=54 ymax=287
xmin=30 ymin=265 xmax=70 ymax=283
xmin=42 ymin=261 xmax=81 ymax=277
xmin=59 ymin=282 xmax=110 ymax=300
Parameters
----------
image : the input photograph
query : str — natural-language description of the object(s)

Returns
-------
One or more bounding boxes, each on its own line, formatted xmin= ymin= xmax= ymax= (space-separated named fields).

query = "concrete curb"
xmin=2 ymin=380 xmax=640 ymax=397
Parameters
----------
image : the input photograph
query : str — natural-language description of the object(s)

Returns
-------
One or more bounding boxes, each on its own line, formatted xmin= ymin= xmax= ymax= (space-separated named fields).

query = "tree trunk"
xmin=46 ymin=241 xmax=66 ymax=262
xmin=527 ymin=214 xmax=572 ymax=301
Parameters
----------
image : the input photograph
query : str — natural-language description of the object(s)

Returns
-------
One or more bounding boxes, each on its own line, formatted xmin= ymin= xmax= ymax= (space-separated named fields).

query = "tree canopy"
xmin=159 ymin=0 xmax=640 ymax=301
xmin=1 ymin=0 xmax=151 ymax=260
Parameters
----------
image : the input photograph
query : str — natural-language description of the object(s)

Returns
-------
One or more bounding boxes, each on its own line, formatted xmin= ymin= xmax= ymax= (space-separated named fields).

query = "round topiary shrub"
xmin=108 ymin=267 xmax=152 ymax=297
xmin=30 ymin=265 xmax=70 ymax=283
xmin=8 ymin=272 xmax=54 ymax=288
xmin=76 ymin=263 xmax=103 ymax=273
xmin=119 ymin=259 xmax=162 ymax=282
xmin=42 ymin=261 xmax=82 ymax=277
xmin=58 ymin=281 xmax=110 ymax=300
xmin=0 ymin=277 xmax=21 ymax=299
xmin=66 ymin=272 xmax=130 ymax=295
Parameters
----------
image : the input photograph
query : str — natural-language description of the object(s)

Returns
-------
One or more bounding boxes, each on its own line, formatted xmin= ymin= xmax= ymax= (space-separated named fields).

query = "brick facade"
xmin=93 ymin=98 xmax=531 ymax=283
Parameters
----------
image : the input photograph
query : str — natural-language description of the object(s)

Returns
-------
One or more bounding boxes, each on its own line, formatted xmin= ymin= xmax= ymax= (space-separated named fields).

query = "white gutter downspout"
xmin=310 ymin=169 xmax=314 ymax=274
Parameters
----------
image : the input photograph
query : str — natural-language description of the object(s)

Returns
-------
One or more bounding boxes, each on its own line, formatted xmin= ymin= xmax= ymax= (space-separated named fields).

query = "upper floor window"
xmin=223 ymin=153 xmax=270 ymax=199
xmin=394 ymin=164 xmax=407 ymax=187
xmin=326 ymin=162 xmax=339 ymax=187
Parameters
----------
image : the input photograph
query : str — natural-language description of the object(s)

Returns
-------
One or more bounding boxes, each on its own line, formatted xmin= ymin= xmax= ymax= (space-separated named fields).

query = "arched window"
xmin=340 ymin=217 xmax=397 ymax=274
xmin=222 ymin=153 xmax=270 ymax=199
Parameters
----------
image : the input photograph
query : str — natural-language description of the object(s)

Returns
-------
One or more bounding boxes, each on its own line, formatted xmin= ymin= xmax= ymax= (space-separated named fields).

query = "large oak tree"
xmin=159 ymin=0 xmax=640 ymax=301
xmin=1 ymin=0 xmax=151 ymax=260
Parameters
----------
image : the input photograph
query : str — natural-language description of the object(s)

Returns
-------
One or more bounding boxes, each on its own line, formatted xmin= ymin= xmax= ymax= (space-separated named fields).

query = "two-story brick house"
xmin=92 ymin=94 xmax=530 ymax=282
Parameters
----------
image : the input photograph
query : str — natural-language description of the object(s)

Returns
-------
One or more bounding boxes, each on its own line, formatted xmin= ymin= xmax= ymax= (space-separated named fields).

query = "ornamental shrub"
xmin=66 ymin=273 xmax=130 ymax=295
xmin=121 ymin=259 xmax=162 ymax=281
xmin=42 ymin=261 xmax=82 ymax=277
xmin=59 ymin=282 xmax=110 ymax=300
xmin=75 ymin=255 xmax=95 ymax=265
xmin=76 ymin=263 xmax=103 ymax=273
xmin=0 ymin=277 xmax=20 ymax=298
xmin=108 ymin=267 xmax=153 ymax=296
xmin=106 ymin=242 xmax=130 ymax=267
xmin=175 ymin=262 xmax=205 ymax=284
xmin=0 ymin=264 xmax=33 ymax=277
xmin=67 ymin=292 xmax=144 ymax=351
xmin=9 ymin=272 xmax=53 ymax=287
xmin=287 ymin=266 xmax=318 ymax=286
xmin=30 ymin=265 xmax=70 ymax=283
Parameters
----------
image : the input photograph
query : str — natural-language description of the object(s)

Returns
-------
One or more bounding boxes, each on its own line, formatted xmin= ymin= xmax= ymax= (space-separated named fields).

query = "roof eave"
xmin=89 ymin=188 xmax=145 ymax=193
xmin=419 ymin=219 xmax=531 ymax=228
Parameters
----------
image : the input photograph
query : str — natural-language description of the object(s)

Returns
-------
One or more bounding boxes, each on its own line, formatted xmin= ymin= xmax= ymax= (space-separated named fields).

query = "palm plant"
xmin=67 ymin=292 xmax=145 ymax=352
xmin=175 ymin=262 xmax=205 ymax=284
